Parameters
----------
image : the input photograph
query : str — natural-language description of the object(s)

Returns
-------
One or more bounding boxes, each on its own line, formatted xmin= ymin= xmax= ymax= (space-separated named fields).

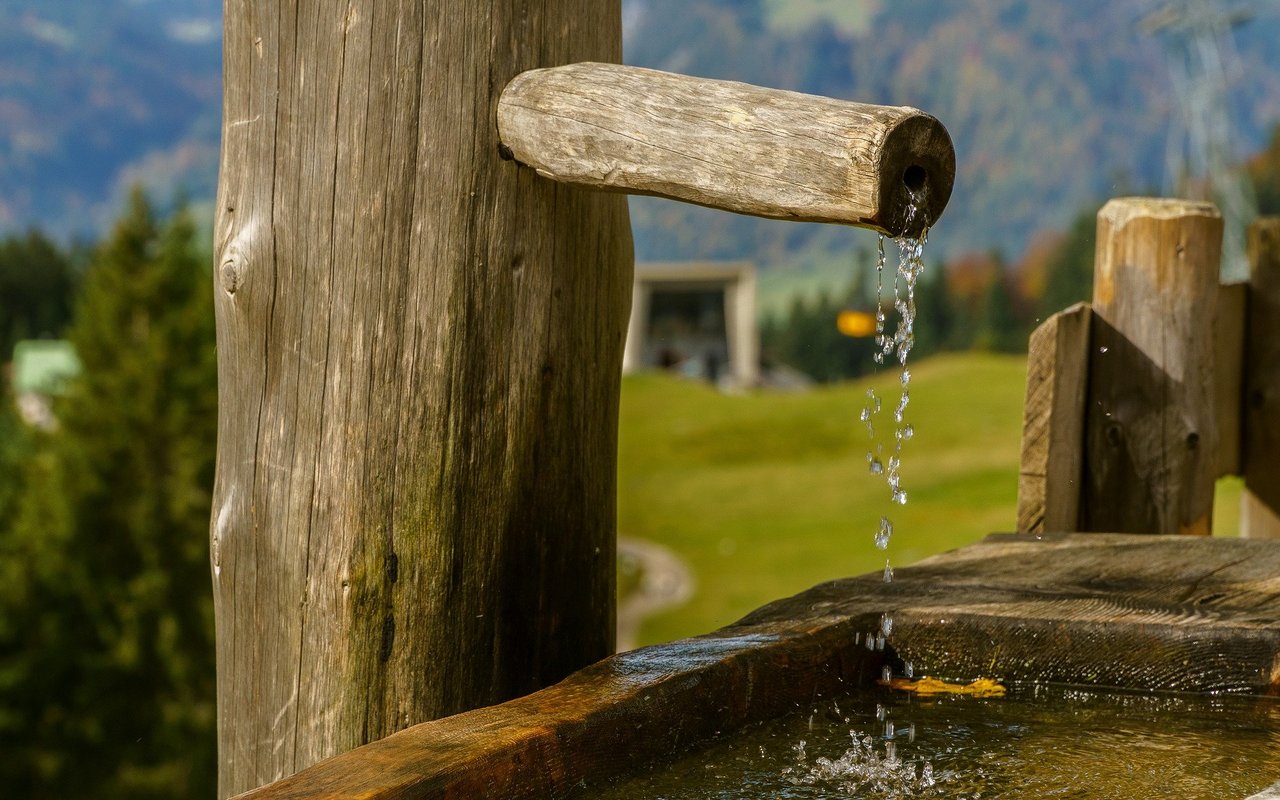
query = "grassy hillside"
xmin=618 ymin=352 xmax=1247 ymax=648
xmin=618 ymin=352 xmax=1027 ymax=646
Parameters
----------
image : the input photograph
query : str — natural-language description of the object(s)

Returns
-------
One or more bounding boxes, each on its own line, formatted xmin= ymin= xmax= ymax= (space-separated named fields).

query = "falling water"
xmin=858 ymin=190 xmax=929 ymax=763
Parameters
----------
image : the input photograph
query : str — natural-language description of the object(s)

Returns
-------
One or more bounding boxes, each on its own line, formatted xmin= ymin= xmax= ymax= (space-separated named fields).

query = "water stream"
xmin=858 ymin=193 xmax=930 ymax=766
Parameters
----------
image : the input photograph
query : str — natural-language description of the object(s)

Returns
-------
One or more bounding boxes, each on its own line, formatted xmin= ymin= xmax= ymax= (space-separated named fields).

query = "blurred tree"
xmin=762 ymin=280 xmax=875 ymax=383
xmin=0 ymin=229 xmax=78 ymax=362
xmin=1249 ymin=122 xmax=1280 ymax=215
xmin=0 ymin=189 xmax=218 ymax=798
xmin=910 ymin=260 xmax=953 ymax=359
xmin=0 ymin=379 xmax=27 ymax=533
xmin=1039 ymin=206 xmax=1098 ymax=317
xmin=974 ymin=254 xmax=1026 ymax=353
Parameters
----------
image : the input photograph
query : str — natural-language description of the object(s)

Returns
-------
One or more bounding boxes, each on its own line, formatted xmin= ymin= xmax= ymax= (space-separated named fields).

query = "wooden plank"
xmin=234 ymin=533 xmax=1280 ymax=799
xmin=1082 ymin=198 xmax=1223 ymax=535
xmin=497 ymin=63 xmax=955 ymax=238
xmin=1216 ymin=282 xmax=1247 ymax=477
xmin=212 ymin=3 xmax=633 ymax=796
xmin=1243 ymin=217 xmax=1280 ymax=538
xmin=1017 ymin=302 xmax=1091 ymax=533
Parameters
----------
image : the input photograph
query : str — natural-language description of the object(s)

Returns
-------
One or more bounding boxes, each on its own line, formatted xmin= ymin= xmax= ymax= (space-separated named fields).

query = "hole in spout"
xmin=903 ymin=165 xmax=926 ymax=192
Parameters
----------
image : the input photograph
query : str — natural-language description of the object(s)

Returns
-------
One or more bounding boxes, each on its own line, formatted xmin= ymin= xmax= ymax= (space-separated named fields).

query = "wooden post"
xmin=497 ymin=63 xmax=955 ymax=238
xmin=1242 ymin=217 xmax=1280 ymax=538
xmin=1214 ymin=281 xmax=1247 ymax=478
xmin=1080 ymin=198 xmax=1223 ymax=535
xmin=211 ymin=3 xmax=631 ymax=796
xmin=1016 ymin=303 xmax=1091 ymax=533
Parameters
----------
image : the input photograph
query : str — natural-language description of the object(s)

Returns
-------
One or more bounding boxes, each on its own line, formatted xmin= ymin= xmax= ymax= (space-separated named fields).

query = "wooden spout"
xmin=497 ymin=63 xmax=954 ymax=237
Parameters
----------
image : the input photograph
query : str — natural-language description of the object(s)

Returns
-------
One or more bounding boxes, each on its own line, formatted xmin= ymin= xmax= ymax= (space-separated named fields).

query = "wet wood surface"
xmin=236 ymin=533 xmax=1280 ymax=799
xmin=497 ymin=62 xmax=955 ymax=237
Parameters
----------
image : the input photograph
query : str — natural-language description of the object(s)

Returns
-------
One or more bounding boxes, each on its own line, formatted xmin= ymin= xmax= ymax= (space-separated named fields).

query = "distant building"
xmin=11 ymin=340 xmax=80 ymax=430
xmin=622 ymin=262 xmax=759 ymax=389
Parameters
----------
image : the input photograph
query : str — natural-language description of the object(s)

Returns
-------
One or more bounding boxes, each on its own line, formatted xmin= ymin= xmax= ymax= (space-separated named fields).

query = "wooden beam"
xmin=233 ymin=533 xmax=1280 ymax=799
xmin=1081 ymin=198 xmax=1223 ymax=535
xmin=497 ymin=63 xmax=955 ymax=237
xmin=1016 ymin=302 xmax=1091 ymax=533
xmin=1243 ymin=217 xmax=1280 ymax=538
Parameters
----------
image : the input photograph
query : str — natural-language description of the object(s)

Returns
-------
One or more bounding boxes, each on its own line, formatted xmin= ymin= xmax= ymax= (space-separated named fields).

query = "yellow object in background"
xmin=879 ymin=676 xmax=1007 ymax=697
xmin=836 ymin=309 xmax=878 ymax=337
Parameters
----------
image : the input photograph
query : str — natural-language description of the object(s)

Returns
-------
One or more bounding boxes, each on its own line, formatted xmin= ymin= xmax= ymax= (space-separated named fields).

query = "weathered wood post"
xmin=211 ymin=7 xmax=955 ymax=797
xmin=1242 ymin=217 xmax=1280 ymax=538
xmin=1082 ymin=199 xmax=1223 ymax=535
xmin=211 ymin=4 xmax=631 ymax=795
xmin=1017 ymin=198 xmax=1224 ymax=535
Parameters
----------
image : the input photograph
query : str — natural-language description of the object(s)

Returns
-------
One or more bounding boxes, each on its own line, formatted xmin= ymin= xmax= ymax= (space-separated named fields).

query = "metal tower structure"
xmin=1144 ymin=0 xmax=1260 ymax=280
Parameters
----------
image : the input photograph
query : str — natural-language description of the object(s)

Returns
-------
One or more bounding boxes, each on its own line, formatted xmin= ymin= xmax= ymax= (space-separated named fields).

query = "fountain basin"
xmin=236 ymin=533 xmax=1280 ymax=799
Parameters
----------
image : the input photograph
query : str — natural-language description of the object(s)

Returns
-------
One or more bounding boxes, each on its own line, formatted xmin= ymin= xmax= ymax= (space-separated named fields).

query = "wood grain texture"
xmin=211 ymin=3 xmax=632 ymax=796
xmin=233 ymin=533 xmax=1280 ymax=799
xmin=1243 ymin=217 xmax=1280 ymax=538
xmin=1017 ymin=303 xmax=1091 ymax=533
xmin=1082 ymin=198 xmax=1223 ymax=535
xmin=497 ymin=63 xmax=955 ymax=237
xmin=1215 ymin=281 xmax=1247 ymax=477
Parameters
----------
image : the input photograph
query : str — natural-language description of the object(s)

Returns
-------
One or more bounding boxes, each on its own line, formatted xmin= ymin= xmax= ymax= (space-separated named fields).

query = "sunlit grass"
xmin=617 ymin=352 xmax=1028 ymax=646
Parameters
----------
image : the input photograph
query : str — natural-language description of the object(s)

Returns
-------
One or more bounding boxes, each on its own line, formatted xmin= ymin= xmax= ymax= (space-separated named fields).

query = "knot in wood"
xmin=219 ymin=249 xmax=245 ymax=295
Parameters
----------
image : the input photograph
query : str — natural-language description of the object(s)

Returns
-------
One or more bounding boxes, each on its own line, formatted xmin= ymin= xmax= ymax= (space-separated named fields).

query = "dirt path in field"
xmin=616 ymin=536 xmax=696 ymax=652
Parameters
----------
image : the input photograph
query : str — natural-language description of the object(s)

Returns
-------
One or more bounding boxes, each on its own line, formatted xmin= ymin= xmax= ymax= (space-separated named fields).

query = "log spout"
xmin=498 ymin=62 xmax=955 ymax=237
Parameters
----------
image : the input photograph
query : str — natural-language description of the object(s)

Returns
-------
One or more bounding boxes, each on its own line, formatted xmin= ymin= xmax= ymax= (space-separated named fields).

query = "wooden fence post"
xmin=211 ymin=3 xmax=631 ymax=795
xmin=1016 ymin=303 xmax=1091 ymax=534
xmin=1242 ymin=217 xmax=1280 ymax=538
xmin=1080 ymin=198 xmax=1223 ymax=535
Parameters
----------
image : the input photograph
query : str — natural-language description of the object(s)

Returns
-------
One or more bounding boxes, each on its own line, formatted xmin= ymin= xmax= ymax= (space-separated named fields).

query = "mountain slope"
xmin=2 ymin=0 xmax=1278 ymax=270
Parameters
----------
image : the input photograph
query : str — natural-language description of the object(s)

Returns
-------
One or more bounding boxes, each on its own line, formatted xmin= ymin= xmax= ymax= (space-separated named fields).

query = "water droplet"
xmin=885 ymin=720 xmax=895 ymax=738
xmin=881 ymin=613 xmax=894 ymax=636
xmin=881 ymin=665 xmax=893 ymax=682
xmin=907 ymin=723 xmax=917 ymax=743
xmin=904 ymin=661 xmax=914 ymax=678
xmin=902 ymin=424 xmax=914 ymax=440
xmin=869 ymin=459 xmax=884 ymax=475
xmin=883 ymin=561 xmax=895 ymax=582
xmin=860 ymin=408 xmax=871 ymax=422
xmin=876 ymin=703 xmax=886 ymax=721
xmin=875 ymin=516 xmax=893 ymax=550
xmin=1099 ymin=345 xmax=1109 ymax=353
xmin=885 ymin=740 xmax=897 ymax=763
xmin=875 ymin=634 xmax=885 ymax=650
xmin=892 ymin=489 xmax=907 ymax=505
xmin=900 ymin=368 xmax=911 ymax=385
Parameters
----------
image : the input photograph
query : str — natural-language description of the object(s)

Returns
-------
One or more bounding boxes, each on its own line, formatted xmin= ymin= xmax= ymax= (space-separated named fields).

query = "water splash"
xmin=782 ymin=730 xmax=939 ymax=797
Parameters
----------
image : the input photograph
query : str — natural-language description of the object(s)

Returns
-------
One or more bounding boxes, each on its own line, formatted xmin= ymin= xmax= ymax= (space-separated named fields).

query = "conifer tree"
xmin=1039 ymin=208 xmax=1097 ymax=318
xmin=0 ymin=189 xmax=218 ymax=798
xmin=0 ymin=229 xmax=78 ymax=361
xmin=975 ymin=256 xmax=1025 ymax=353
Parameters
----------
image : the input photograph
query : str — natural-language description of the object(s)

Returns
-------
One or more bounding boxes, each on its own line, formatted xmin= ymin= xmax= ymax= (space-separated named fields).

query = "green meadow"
xmin=617 ymin=352 xmax=1244 ymax=647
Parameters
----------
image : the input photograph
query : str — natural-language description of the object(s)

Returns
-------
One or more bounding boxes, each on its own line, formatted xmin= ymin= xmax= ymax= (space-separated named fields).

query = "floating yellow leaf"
xmin=878 ymin=676 xmax=1006 ymax=697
